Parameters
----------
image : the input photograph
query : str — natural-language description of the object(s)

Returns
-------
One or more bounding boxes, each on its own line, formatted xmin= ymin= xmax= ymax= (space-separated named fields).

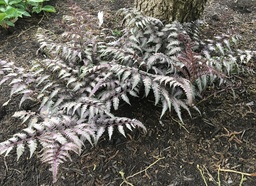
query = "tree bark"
xmin=134 ymin=0 xmax=207 ymax=23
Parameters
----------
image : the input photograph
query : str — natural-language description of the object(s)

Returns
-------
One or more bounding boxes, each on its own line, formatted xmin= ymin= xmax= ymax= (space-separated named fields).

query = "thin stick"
xmin=126 ymin=157 xmax=164 ymax=180
xmin=17 ymin=26 xmax=35 ymax=37
xmin=218 ymin=168 xmax=256 ymax=177
xmin=4 ymin=156 xmax=8 ymax=172
xmin=171 ymin=117 xmax=189 ymax=133
xmin=120 ymin=157 xmax=164 ymax=186
xmin=239 ymin=174 xmax=246 ymax=186
xmin=218 ymin=167 xmax=256 ymax=186
xmin=197 ymin=164 xmax=208 ymax=186
xmin=217 ymin=166 xmax=221 ymax=186
xmin=119 ymin=171 xmax=134 ymax=186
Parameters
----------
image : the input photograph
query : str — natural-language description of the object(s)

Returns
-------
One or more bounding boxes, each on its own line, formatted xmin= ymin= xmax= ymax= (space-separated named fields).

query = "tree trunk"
xmin=134 ymin=0 xmax=207 ymax=23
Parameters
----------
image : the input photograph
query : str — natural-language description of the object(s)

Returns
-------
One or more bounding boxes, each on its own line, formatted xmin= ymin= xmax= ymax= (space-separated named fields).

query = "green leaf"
xmin=0 ymin=0 xmax=7 ymax=5
xmin=27 ymin=0 xmax=44 ymax=2
xmin=32 ymin=6 xmax=41 ymax=14
xmin=0 ymin=12 xmax=7 ymax=21
xmin=18 ymin=9 xmax=30 ymax=17
xmin=0 ymin=7 xmax=6 ymax=12
xmin=8 ymin=0 xmax=23 ymax=5
xmin=5 ymin=6 xmax=19 ymax=18
xmin=41 ymin=5 xmax=56 ymax=13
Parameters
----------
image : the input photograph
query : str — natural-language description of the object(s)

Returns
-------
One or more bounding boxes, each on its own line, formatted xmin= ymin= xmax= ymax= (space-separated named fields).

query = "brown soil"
xmin=0 ymin=0 xmax=256 ymax=185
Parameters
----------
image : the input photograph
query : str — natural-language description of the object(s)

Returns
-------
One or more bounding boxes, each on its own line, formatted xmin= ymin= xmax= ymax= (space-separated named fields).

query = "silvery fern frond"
xmin=0 ymin=6 xmax=255 ymax=184
xmin=94 ymin=117 xmax=146 ymax=143
xmin=0 ymin=112 xmax=95 ymax=182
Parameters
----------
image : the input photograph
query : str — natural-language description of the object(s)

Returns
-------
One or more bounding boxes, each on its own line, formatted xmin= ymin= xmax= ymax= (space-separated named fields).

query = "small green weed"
xmin=112 ymin=28 xmax=122 ymax=36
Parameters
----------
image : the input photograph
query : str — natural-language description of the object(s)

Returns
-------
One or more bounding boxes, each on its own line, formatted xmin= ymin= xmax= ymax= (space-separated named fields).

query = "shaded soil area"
xmin=0 ymin=0 xmax=256 ymax=185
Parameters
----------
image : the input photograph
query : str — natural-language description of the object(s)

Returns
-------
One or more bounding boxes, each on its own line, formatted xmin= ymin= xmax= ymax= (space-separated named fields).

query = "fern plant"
xmin=0 ymin=6 xmax=254 ymax=183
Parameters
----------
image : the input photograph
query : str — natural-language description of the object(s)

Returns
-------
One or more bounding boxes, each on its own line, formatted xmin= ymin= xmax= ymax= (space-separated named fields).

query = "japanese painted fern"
xmin=0 ymin=7 xmax=254 ymax=183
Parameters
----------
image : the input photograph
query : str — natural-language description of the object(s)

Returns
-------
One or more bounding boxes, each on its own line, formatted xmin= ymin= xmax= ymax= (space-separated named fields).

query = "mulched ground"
xmin=0 ymin=0 xmax=256 ymax=185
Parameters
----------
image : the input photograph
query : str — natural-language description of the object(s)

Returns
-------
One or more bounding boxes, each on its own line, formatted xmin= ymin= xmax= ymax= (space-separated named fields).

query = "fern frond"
xmin=1 ymin=7 xmax=255 ymax=184
xmin=94 ymin=116 xmax=146 ymax=143
xmin=40 ymin=141 xmax=80 ymax=183
xmin=154 ymin=75 xmax=194 ymax=106
xmin=0 ymin=112 xmax=95 ymax=182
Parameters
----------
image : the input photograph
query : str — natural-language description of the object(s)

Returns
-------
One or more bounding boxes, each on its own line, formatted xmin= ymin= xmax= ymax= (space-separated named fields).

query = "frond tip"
xmin=40 ymin=141 xmax=81 ymax=183
xmin=94 ymin=117 xmax=147 ymax=143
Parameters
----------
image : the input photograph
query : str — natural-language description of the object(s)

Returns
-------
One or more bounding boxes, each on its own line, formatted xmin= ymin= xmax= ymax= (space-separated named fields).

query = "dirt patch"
xmin=0 ymin=0 xmax=256 ymax=185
